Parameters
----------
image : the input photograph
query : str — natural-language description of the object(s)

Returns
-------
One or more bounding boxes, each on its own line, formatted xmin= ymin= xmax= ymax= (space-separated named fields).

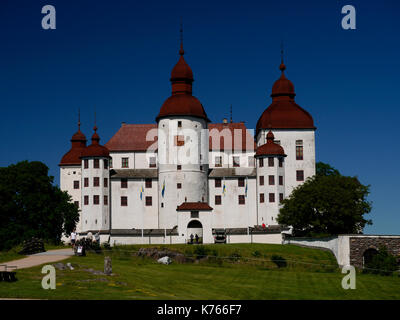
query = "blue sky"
xmin=0 ymin=0 xmax=399 ymax=234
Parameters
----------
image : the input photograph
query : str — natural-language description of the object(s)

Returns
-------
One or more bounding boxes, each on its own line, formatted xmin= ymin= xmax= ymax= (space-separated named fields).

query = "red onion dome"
xmin=256 ymin=61 xmax=315 ymax=132
xmin=59 ymin=126 xmax=87 ymax=166
xmin=81 ymin=126 xmax=110 ymax=158
xmin=255 ymin=130 xmax=286 ymax=157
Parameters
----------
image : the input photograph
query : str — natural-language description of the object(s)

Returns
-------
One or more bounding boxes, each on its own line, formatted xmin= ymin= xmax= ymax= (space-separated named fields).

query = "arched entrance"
xmin=187 ymin=220 xmax=203 ymax=244
xmin=363 ymin=248 xmax=378 ymax=267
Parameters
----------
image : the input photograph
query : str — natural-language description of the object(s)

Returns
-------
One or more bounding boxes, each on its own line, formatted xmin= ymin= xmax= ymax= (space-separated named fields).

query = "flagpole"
xmin=246 ymin=176 xmax=250 ymax=238
xmin=141 ymin=179 xmax=144 ymax=244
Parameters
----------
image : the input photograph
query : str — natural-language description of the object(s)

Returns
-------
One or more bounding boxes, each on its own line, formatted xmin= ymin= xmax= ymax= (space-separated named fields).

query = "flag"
xmin=140 ymin=185 xmax=143 ymax=200
xmin=245 ymin=177 xmax=248 ymax=197
xmin=161 ymin=180 xmax=166 ymax=198
xmin=223 ymin=180 xmax=226 ymax=196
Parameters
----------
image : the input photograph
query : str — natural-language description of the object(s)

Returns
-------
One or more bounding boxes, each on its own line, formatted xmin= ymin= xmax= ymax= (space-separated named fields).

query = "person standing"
xmin=71 ymin=230 xmax=77 ymax=249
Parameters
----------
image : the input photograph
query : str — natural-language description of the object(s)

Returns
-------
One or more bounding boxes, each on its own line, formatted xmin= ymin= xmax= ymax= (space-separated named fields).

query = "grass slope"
xmin=0 ymin=244 xmax=399 ymax=300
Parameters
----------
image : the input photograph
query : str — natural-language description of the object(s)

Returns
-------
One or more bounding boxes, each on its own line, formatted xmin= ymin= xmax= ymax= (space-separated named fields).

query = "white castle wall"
xmin=109 ymin=151 xmax=157 ymax=169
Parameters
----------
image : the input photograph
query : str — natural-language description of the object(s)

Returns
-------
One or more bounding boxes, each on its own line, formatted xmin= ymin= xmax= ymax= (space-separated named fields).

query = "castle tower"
xmin=59 ymin=118 xmax=87 ymax=233
xmin=256 ymin=59 xmax=316 ymax=195
xmin=156 ymin=38 xmax=210 ymax=229
xmin=255 ymin=130 xmax=286 ymax=225
xmin=80 ymin=125 xmax=111 ymax=234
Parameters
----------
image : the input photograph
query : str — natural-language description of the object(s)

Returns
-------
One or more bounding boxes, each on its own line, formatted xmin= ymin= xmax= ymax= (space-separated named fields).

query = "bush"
xmin=252 ymin=250 xmax=261 ymax=258
xmin=229 ymin=251 xmax=241 ymax=262
xmin=271 ymin=255 xmax=287 ymax=268
xmin=363 ymin=246 xmax=398 ymax=276
xmin=193 ymin=245 xmax=210 ymax=259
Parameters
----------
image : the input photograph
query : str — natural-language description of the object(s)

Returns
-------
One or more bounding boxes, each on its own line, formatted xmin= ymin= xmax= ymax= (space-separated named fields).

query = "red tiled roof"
xmin=177 ymin=202 xmax=213 ymax=211
xmin=255 ymin=130 xmax=286 ymax=157
xmin=105 ymin=122 xmax=255 ymax=152
xmin=59 ymin=129 xmax=87 ymax=166
xmin=81 ymin=127 xmax=110 ymax=158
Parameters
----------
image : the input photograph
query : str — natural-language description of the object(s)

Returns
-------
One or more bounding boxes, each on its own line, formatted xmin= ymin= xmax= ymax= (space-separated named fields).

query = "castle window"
xmin=259 ymin=176 xmax=264 ymax=186
xmin=200 ymin=165 xmax=203 ymax=171
xmin=104 ymin=177 xmax=108 ymax=188
xmin=279 ymin=157 xmax=283 ymax=167
xmin=269 ymin=193 xmax=275 ymax=203
xmin=215 ymin=195 xmax=221 ymax=205
xmin=122 ymin=158 xmax=129 ymax=168
xmin=149 ymin=157 xmax=156 ymax=168
xmin=279 ymin=176 xmax=283 ymax=186
xmin=260 ymin=193 xmax=265 ymax=203
xmin=178 ymin=121 xmax=182 ymax=128
xmin=174 ymin=135 xmax=185 ymax=146
xmin=269 ymin=175 xmax=275 ymax=185
xmin=215 ymin=178 xmax=221 ymax=188
xmin=177 ymin=165 xmax=182 ymax=170
xmin=84 ymin=178 xmax=89 ymax=187
xmin=121 ymin=196 xmax=128 ymax=206
xmin=233 ymin=156 xmax=240 ymax=167
xmin=215 ymin=156 xmax=222 ymax=167
xmin=296 ymin=170 xmax=304 ymax=181
xmin=279 ymin=193 xmax=284 ymax=203
xmin=84 ymin=196 xmax=89 ymax=205
xmin=74 ymin=201 xmax=79 ymax=208
xmin=121 ymin=178 xmax=128 ymax=188
xmin=104 ymin=195 xmax=108 ymax=205
xmin=145 ymin=196 xmax=152 ymax=206
xmin=94 ymin=159 xmax=100 ymax=169
xmin=93 ymin=177 xmax=99 ymax=187
xmin=93 ymin=195 xmax=99 ymax=205
xmin=84 ymin=159 xmax=89 ymax=169
xmin=268 ymin=157 xmax=274 ymax=167
xmin=238 ymin=177 xmax=245 ymax=187
xmin=238 ymin=195 xmax=245 ymax=205
xmin=109 ymin=158 xmax=113 ymax=168
xmin=259 ymin=158 xmax=264 ymax=167
xmin=104 ymin=159 xmax=109 ymax=169
xmin=177 ymin=183 xmax=182 ymax=189
xmin=145 ymin=178 xmax=152 ymax=188
xmin=73 ymin=180 xmax=79 ymax=189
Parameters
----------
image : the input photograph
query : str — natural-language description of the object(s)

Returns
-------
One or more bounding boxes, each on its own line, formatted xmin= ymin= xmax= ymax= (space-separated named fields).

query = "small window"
xmin=149 ymin=156 xmax=156 ymax=168
xmin=215 ymin=178 xmax=221 ymax=188
xmin=177 ymin=183 xmax=182 ymax=189
xmin=174 ymin=135 xmax=185 ymax=146
xmin=238 ymin=177 xmax=245 ymax=187
xmin=178 ymin=121 xmax=182 ymax=128
xmin=215 ymin=195 xmax=222 ymax=205
xmin=296 ymin=146 xmax=304 ymax=160
xmin=94 ymin=159 xmax=100 ymax=169
xmin=269 ymin=175 xmax=275 ymax=185
xmin=279 ymin=157 xmax=283 ymax=167
xmin=259 ymin=176 xmax=264 ymax=186
xmin=215 ymin=156 xmax=222 ymax=167
xmin=122 ymin=158 xmax=129 ymax=168
xmin=93 ymin=177 xmax=99 ymax=187
xmin=145 ymin=178 xmax=152 ymax=188
xmin=109 ymin=158 xmax=113 ymax=168
xmin=200 ymin=165 xmax=203 ymax=171
xmin=84 ymin=177 xmax=89 ymax=187
xmin=161 ymin=203 xmax=164 ymax=208
xmin=268 ymin=157 xmax=274 ymax=167
xmin=74 ymin=201 xmax=79 ymax=207
xmin=177 ymin=165 xmax=182 ymax=170
xmin=104 ymin=195 xmax=108 ymax=205
xmin=238 ymin=195 xmax=245 ymax=205
xmin=93 ymin=195 xmax=99 ymax=205
xmin=73 ymin=180 xmax=79 ymax=189
xmin=121 ymin=196 xmax=128 ymax=206
xmin=233 ymin=156 xmax=240 ymax=167
xmin=84 ymin=195 xmax=89 ymax=205
xmin=121 ymin=178 xmax=128 ymax=188
xmin=279 ymin=193 xmax=284 ymax=203
xmin=191 ymin=211 xmax=199 ymax=219
xmin=260 ymin=193 xmax=265 ymax=203
xmin=296 ymin=170 xmax=304 ymax=181
xmin=279 ymin=176 xmax=283 ymax=186
xmin=84 ymin=159 xmax=89 ymax=169
xmin=104 ymin=159 xmax=108 ymax=169
xmin=259 ymin=158 xmax=264 ymax=167
xmin=104 ymin=177 xmax=108 ymax=188
xmin=145 ymin=196 xmax=152 ymax=206
xmin=269 ymin=193 xmax=275 ymax=203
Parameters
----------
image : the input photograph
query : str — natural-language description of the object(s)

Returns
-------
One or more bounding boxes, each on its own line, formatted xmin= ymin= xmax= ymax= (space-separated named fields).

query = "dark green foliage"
xmin=271 ymin=255 xmax=287 ymax=268
xmin=363 ymin=246 xmax=399 ymax=276
xmin=0 ymin=161 xmax=79 ymax=250
xmin=277 ymin=162 xmax=372 ymax=237
xmin=252 ymin=250 xmax=262 ymax=258
xmin=102 ymin=242 xmax=111 ymax=250
xmin=193 ymin=245 xmax=209 ymax=259
xmin=229 ymin=251 xmax=241 ymax=262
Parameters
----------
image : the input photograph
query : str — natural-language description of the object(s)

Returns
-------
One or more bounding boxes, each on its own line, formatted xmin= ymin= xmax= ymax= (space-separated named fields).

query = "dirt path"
xmin=1 ymin=249 xmax=74 ymax=270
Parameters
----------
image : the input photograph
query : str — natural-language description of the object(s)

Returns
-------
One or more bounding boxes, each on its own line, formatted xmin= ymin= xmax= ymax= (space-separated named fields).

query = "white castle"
xmin=59 ymin=43 xmax=316 ymax=245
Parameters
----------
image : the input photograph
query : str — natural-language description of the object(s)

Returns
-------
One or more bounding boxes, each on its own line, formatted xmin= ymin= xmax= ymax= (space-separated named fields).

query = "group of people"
xmin=70 ymin=230 xmax=101 ymax=249
xmin=189 ymin=233 xmax=200 ymax=244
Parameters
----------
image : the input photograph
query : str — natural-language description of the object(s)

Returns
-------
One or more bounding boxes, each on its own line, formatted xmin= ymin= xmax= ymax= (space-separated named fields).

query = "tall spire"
xmin=179 ymin=20 xmax=184 ymax=56
xmin=78 ymin=108 xmax=81 ymax=131
xmin=280 ymin=41 xmax=286 ymax=72
xmin=230 ymin=104 xmax=233 ymax=123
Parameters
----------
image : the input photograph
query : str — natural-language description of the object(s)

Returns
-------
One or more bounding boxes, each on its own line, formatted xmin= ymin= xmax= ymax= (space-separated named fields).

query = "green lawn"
xmin=0 ymin=244 xmax=399 ymax=300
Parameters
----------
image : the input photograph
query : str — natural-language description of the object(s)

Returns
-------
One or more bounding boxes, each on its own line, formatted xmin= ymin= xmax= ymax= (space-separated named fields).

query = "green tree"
xmin=277 ymin=163 xmax=372 ymax=237
xmin=0 ymin=161 xmax=79 ymax=250
xmin=363 ymin=246 xmax=399 ymax=276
